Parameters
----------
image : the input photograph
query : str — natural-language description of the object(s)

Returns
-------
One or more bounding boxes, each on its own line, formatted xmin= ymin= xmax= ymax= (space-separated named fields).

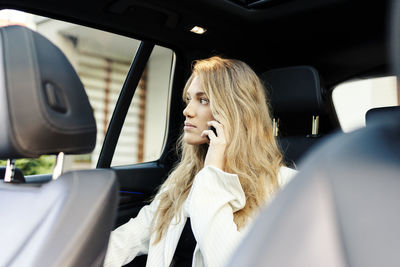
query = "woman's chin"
xmin=183 ymin=134 xmax=208 ymax=145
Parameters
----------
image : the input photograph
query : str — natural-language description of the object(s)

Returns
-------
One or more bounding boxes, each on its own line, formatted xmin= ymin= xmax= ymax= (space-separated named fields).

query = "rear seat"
xmin=260 ymin=66 xmax=336 ymax=167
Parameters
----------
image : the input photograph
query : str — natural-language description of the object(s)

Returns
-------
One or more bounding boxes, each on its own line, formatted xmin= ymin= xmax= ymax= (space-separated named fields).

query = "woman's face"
xmin=183 ymin=76 xmax=214 ymax=145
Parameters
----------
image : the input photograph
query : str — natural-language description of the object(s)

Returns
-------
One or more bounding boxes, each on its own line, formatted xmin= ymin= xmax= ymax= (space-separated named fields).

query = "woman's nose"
xmin=183 ymin=102 xmax=195 ymax=117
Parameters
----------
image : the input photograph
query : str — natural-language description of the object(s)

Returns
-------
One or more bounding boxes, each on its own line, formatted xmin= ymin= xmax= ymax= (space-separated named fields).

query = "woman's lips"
xmin=184 ymin=123 xmax=196 ymax=130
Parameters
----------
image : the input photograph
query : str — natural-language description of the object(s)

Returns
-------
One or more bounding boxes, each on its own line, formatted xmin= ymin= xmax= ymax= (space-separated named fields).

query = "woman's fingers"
xmin=204 ymin=120 xmax=228 ymax=147
xmin=203 ymin=120 xmax=227 ymax=171
xmin=201 ymin=129 xmax=217 ymax=141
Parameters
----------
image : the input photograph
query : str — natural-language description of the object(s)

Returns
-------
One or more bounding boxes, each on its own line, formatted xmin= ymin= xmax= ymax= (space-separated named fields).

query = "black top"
xmin=170 ymin=218 xmax=197 ymax=267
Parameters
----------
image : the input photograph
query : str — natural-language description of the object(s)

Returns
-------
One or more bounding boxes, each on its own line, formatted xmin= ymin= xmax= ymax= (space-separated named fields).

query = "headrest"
xmin=0 ymin=26 xmax=96 ymax=159
xmin=366 ymin=106 xmax=400 ymax=126
xmin=260 ymin=66 xmax=326 ymax=117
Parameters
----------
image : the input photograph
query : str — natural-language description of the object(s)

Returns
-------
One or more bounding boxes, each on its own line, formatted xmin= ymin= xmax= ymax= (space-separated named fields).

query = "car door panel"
xmin=112 ymin=161 xmax=167 ymax=227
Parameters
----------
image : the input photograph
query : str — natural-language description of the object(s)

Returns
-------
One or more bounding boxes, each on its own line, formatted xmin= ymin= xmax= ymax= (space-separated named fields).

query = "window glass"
xmin=332 ymin=76 xmax=399 ymax=133
xmin=111 ymin=46 xmax=174 ymax=166
xmin=0 ymin=9 xmax=174 ymax=173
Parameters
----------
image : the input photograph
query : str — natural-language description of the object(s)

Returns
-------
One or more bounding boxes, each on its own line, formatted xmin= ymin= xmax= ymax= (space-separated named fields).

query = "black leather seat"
xmin=366 ymin=105 xmax=400 ymax=126
xmin=0 ymin=25 xmax=119 ymax=267
xmin=260 ymin=66 xmax=335 ymax=167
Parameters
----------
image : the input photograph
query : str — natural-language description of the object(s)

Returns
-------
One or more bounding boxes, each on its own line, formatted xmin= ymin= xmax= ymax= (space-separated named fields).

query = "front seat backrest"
xmin=0 ymin=25 xmax=118 ymax=267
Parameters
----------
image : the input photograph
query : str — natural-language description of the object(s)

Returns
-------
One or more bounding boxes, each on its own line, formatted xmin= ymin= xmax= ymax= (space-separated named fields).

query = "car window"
xmin=111 ymin=46 xmax=174 ymax=166
xmin=0 ymin=9 xmax=173 ymax=174
xmin=332 ymin=76 xmax=399 ymax=133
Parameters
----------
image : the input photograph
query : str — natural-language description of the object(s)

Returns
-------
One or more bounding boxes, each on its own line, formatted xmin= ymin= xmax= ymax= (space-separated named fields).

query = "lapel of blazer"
xmin=163 ymin=213 xmax=187 ymax=266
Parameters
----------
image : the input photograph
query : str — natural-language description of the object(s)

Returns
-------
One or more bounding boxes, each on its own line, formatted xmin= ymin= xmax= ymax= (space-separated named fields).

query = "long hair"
xmin=151 ymin=56 xmax=283 ymax=244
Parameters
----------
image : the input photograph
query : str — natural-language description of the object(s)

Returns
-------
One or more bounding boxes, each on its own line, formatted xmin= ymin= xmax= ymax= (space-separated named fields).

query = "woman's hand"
xmin=201 ymin=120 xmax=229 ymax=171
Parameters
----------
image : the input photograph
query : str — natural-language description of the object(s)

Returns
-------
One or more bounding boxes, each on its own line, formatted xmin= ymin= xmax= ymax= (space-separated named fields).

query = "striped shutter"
xmin=77 ymin=51 xmax=145 ymax=167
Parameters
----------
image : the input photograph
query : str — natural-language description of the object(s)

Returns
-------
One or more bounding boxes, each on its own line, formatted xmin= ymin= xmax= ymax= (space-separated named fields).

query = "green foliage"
xmin=0 ymin=155 xmax=56 ymax=175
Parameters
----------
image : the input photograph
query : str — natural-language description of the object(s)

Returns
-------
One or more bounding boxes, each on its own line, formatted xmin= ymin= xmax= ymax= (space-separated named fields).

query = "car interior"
xmin=0 ymin=0 xmax=397 ymax=266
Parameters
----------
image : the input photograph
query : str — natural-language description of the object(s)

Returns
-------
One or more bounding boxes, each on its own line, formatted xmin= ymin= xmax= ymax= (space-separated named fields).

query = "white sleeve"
xmin=103 ymin=197 xmax=160 ymax=267
xmin=185 ymin=165 xmax=247 ymax=267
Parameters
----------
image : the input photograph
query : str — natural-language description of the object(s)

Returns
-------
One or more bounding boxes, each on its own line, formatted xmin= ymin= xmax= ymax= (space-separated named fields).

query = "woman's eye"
xmin=200 ymin=98 xmax=209 ymax=104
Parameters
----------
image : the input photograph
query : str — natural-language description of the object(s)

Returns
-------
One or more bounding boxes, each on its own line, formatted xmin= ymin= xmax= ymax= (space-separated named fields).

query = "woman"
xmin=104 ymin=56 xmax=297 ymax=267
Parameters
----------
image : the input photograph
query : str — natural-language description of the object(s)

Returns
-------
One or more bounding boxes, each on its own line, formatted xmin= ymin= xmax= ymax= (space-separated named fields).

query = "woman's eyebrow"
xmin=195 ymin=92 xmax=206 ymax=97
xmin=186 ymin=91 xmax=206 ymax=97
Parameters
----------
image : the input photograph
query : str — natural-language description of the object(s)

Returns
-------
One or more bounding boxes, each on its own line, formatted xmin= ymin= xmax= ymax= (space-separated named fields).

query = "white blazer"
xmin=104 ymin=165 xmax=297 ymax=267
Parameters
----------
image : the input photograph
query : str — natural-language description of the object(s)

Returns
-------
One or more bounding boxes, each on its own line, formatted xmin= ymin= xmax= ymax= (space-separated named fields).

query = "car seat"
xmin=260 ymin=66 xmax=335 ymax=167
xmin=366 ymin=105 xmax=400 ymax=126
xmin=0 ymin=25 xmax=119 ymax=267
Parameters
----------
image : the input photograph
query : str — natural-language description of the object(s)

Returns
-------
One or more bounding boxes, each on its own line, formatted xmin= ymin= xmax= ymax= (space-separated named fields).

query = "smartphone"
xmin=206 ymin=126 xmax=217 ymax=140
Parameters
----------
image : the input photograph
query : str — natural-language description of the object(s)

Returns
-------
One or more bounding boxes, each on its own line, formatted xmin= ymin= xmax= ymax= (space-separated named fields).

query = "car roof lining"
xmin=0 ymin=0 xmax=389 ymax=89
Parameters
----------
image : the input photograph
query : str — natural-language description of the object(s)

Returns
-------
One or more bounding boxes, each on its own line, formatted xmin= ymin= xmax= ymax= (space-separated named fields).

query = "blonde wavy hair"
xmin=151 ymin=56 xmax=283 ymax=244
